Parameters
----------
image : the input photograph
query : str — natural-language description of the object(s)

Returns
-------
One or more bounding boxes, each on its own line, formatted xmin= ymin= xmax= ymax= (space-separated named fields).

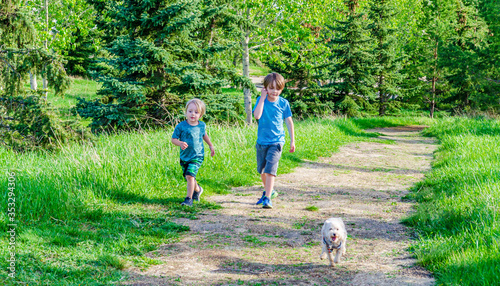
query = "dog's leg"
xmin=327 ymin=252 xmax=335 ymax=267
xmin=334 ymin=249 xmax=342 ymax=263
xmin=342 ymin=240 xmax=347 ymax=255
xmin=320 ymin=242 xmax=327 ymax=260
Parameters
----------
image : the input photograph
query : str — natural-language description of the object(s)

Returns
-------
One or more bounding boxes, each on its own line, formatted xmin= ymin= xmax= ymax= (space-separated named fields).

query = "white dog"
xmin=320 ymin=217 xmax=347 ymax=267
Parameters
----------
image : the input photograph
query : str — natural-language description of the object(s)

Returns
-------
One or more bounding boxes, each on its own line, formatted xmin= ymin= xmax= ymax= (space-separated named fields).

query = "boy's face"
xmin=186 ymin=103 xmax=201 ymax=125
xmin=265 ymin=81 xmax=282 ymax=102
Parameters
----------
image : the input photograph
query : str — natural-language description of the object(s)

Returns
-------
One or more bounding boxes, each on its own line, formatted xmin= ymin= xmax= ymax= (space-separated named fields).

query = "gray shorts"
xmin=256 ymin=143 xmax=283 ymax=176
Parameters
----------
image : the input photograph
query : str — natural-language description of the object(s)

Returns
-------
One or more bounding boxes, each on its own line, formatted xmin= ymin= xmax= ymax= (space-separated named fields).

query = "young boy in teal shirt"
xmin=253 ymin=72 xmax=296 ymax=209
xmin=172 ymin=98 xmax=215 ymax=206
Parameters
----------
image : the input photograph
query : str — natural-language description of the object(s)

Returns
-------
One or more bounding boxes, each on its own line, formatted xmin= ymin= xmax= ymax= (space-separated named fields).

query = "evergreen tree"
xmin=368 ymin=0 xmax=404 ymax=116
xmin=0 ymin=0 xmax=85 ymax=151
xmin=403 ymin=0 xmax=455 ymax=118
xmin=476 ymin=0 xmax=500 ymax=111
xmin=63 ymin=27 xmax=101 ymax=77
xmin=441 ymin=0 xmax=489 ymax=112
xmin=78 ymin=0 xmax=243 ymax=132
xmin=260 ymin=22 xmax=332 ymax=117
xmin=323 ymin=0 xmax=375 ymax=116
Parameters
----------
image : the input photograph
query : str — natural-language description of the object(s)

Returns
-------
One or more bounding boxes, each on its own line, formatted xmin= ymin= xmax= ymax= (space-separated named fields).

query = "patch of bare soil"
xmin=124 ymin=127 xmax=437 ymax=286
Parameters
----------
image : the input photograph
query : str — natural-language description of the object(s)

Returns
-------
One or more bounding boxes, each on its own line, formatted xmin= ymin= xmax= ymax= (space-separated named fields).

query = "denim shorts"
xmin=180 ymin=156 xmax=204 ymax=178
xmin=256 ymin=143 xmax=283 ymax=176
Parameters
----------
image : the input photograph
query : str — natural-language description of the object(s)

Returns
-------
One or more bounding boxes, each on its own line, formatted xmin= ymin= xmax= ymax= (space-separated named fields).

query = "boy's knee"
xmin=185 ymin=175 xmax=195 ymax=180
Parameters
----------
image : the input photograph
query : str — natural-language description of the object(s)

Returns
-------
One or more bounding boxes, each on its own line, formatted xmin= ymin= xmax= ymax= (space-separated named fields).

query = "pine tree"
xmin=64 ymin=28 xmax=101 ymax=77
xmin=0 ymin=0 xmax=84 ymax=151
xmin=477 ymin=0 xmax=500 ymax=111
xmin=441 ymin=0 xmax=489 ymax=112
xmin=78 ymin=0 xmax=243 ymax=132
xmin=368 ymin=0 xmax=404 ymax=116
xmin=404 ymin=0 xmax=455 ymax=118
xmin=323 ymin=0 xmax=375 ymax=116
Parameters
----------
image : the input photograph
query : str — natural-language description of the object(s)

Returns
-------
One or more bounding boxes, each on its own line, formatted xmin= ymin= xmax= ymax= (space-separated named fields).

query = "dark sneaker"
xmin=192 ymin=184 xmax=203 ymax=202
xmin=262 ymin=196 xmax=273 ymax=209
xmin=181 ymin=197 xmax=193 ymax=206
xmin=256 ymin=190 xmax=278 ymax=205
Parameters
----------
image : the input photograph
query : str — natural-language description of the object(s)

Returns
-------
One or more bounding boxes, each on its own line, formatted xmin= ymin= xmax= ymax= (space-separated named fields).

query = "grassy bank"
xmin=0 ymin=117 xmax=380 ymax=284
xmin=404 ymin=117 xmax=500 ymax=285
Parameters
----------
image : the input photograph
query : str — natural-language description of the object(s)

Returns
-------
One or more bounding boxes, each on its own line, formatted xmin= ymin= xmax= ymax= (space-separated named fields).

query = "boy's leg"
xmin=263 ymin=173 xmax=275 ymax=198
xmin=186 ymin=175 xmax=196 ymax=198
xmin=182 ymin=157 xmax=203 ymax=198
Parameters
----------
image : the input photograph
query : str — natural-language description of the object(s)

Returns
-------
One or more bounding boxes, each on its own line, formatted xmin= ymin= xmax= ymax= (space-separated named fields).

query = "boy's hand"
xmin=261 ymin=87 xmax=268 ymax=99
xmin=209 ymin=146 xmax=215 ymax=157
xmin=180 ymin=142 xmax=188 ymax=150
xmin=289 ymin=142 xmax=296 ymax=153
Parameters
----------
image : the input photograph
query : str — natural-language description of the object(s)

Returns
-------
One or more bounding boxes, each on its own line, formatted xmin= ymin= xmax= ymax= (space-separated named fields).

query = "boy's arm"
xmin=171 ymin=138 xmax=188 ymax=150
xmin=203 ymin=134 xmax=215 ymax=157
xmin=253 ymin=88 xmax=268 ymax=120
xmin=285 ymin=116 xmax=295 ymax=153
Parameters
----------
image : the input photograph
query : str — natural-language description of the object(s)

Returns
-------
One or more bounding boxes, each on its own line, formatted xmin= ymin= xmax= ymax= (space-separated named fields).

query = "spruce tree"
xmin=368 ymin=0 xmax=404 ymax=116
xmin=477 ymin=0 xmax=500 ymax=111
xmin=403 ymin=0 xmax=455 ymax=118
xmin=441 ymin=0 xmax=489 ymax=112
xmin=78 ymin=0 xmax=242 ymax=132
xmin=0 ymin=0 xmax=83 ymax=151
xmin=323 ymin=0 xmax=374 ymax=116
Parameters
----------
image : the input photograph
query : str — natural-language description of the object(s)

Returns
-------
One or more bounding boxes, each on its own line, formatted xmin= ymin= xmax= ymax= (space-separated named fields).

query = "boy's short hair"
xmin=263 ymin=72 xmax=285 ymax=90
xmin=185 ymin=98 xmax=206 ymax=117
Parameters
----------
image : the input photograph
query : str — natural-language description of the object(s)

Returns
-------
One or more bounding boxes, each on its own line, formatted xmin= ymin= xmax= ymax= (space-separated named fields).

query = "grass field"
xmin=0 ymin=114 xmax=394 ymax=284
xmin=404 ymin=117 xmax=500 ymax=285
xmin=5 ymin=76 xmax=500 ymax=285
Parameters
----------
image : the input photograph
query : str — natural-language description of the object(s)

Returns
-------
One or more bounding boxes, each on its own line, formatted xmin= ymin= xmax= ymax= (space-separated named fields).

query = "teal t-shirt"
xmin=252 ymin=96 xmax=292 ymax=145
xmin=172 ymin=120 xmax=206 ymax=162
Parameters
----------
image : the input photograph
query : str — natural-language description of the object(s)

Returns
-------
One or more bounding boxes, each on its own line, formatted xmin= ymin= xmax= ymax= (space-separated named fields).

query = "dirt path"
xmin=125 ymin=126 xmax=437 ymax=286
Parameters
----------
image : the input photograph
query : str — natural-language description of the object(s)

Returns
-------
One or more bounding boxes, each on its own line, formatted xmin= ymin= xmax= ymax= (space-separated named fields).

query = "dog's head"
xmin=322 ymin=218 xmax=345 ymax=246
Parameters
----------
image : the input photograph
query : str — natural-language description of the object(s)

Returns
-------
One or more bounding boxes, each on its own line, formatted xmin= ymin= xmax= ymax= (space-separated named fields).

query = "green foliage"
xmin=0 ymin=0 xmax=35 ymax=47
xmin=368 ymin=0 xmax=405 ymax=116
xmin=323 ymin=0 xmax=375 ymax=104
xmin=440 ymin=0 xmax=491 ymax=113
xmin=25 ymin=0 xmax=100 ymax=76
xmin=261 ymin=24 xmax=332 ymax=117
xmin=0 ymin=1 xmax=89 ymax=152
xmin=199 ymin=93 xmax=245 ymax=123
xmin=78 ymin=0 xmax=245 ymax=132
xmin=63 ymin=28 xmax=101 ymax=77
xmin=0 ymin=94 xmax=90 ymax=152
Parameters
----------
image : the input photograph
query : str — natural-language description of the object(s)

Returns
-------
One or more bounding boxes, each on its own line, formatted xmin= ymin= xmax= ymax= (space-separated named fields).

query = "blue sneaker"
xmin=256 ymin=190 xmax=278 ymax=205
xmin=181 ymin=197 xmax=193 ymax=206
xmin=262 ymin=196 xmax=273 ymax=209
xmin=192 ymin=184 xmax=203 ymax=202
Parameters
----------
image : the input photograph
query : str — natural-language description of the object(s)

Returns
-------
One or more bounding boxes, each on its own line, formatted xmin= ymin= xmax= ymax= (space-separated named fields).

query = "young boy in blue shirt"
xmin=171 ymin=98 xmax=215 ymax=206
xmin=253 ymin=72 xmax=295 ymax=209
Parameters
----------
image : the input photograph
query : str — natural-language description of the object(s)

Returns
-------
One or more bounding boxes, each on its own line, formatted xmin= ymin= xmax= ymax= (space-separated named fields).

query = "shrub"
xmin=0 ymin=94 xmax=92 ymax=152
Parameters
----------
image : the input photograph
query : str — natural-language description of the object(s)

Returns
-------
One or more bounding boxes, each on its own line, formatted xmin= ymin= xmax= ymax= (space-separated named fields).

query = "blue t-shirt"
xmin=172 ymin=121 xmax=206 ymax=162
xmin=252 ymin=96 xmax=292 ymax=145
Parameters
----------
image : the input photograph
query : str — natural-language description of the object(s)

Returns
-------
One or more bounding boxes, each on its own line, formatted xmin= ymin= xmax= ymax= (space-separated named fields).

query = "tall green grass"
xmin=404 ymin=117 xmax=500 ymax=285
xmin=0 ymin=117 xmax=374 ymax=284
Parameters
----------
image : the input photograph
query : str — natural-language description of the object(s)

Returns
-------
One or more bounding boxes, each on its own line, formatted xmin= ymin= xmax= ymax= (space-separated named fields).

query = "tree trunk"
xmin=242 ymin=32 xmax=252 ymax=125
xmin=42 ymin=0 xmax=49 ymax=100
xmin=430 ymin=76 xmax=435 ymax=119
xmin=29 ymin=72 xmax=38 ymax=91
xmin=430 ymin=39 xmax=438 ymax=119
xmin=378 ymin=74 xmax=385 ymax=116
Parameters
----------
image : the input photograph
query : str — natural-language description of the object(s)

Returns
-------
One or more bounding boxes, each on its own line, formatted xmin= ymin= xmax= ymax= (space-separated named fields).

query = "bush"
xmin=0 ymin=94 xmax=92 ymax=152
